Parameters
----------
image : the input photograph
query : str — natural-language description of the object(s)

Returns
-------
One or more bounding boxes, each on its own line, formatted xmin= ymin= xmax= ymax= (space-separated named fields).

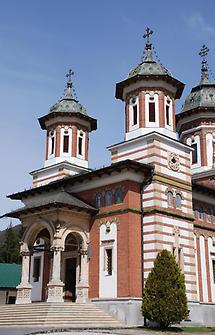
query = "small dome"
xmin=49 ymin=96 xmax=88 ymax=116
xmin=49 ymin=76 xmax=88 ymax=116
xmin=182 ymin=82 xmax=215 ymax=112
xmin=182 ymin=46 xmax=215 ymax=113
xmin=127 ymin=44 xmax=171 ymax=79
xmin=128 ymin=60 xmax=171 ymax=78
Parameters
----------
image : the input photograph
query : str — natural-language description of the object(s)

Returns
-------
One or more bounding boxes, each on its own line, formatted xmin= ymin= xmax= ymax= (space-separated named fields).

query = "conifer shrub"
xmin=142 ymin=249 xmax=188 ymax=329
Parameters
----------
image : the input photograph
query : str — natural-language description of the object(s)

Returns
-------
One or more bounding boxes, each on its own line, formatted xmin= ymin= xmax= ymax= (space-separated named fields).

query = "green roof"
xmin=0 ymin=263 xmax=21 ymax=288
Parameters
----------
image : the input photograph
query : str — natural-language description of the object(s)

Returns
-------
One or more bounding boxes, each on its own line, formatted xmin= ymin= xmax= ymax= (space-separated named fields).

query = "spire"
xmin=199 ymin=45 xmax=211 ymax=84
xmin=65 ymin=69 xmax=74 ymax=98
xmin=143 ymin=27 xmax=154 ymax=62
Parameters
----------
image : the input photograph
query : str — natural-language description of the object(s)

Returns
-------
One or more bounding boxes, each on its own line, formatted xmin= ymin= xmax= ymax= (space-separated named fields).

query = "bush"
xmin=142 ymin=249 xmax=188 ymax=329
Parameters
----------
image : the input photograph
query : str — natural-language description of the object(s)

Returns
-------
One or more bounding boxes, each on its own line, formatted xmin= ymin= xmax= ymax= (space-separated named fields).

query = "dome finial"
xmin=199 ymin=45 xmax=210 ymax=82
xmin=65 ymin=69 xmax=74 ymax=97
xmin=143 ymin=27 xmax=154 ymax=62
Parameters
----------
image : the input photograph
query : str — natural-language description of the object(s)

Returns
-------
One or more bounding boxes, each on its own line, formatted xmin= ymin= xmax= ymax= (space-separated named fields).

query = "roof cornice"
xmin=8 ymin=160 xmax=154 ymax=200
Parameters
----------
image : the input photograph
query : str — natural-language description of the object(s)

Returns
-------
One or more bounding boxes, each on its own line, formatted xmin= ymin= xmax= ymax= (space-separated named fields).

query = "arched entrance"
xmin=62 ymin=233 xmax=83 ymax=302
xmin=29 ymin=228 xmax=51 ymax=302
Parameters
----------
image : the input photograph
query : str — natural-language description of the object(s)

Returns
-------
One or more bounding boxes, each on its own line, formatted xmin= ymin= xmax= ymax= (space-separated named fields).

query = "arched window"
xmin=129 ymin=96 xmax=138 ymax=128
xmin=175 ymin=193 xmax=182 ymax=209
xmin=167 ymin=191 xmax=173 ymax=207
xmin=105 ymin=191 xmax=113 ymax=206
xmin=115 ymin=187 xmax=123 ymax=204
xmin=78 ymin=130 xmax=84 ymax=156
xmin=191 ymin=143 xmax=198 ymax=164
xmin=95 ymin=193 xmax=103 ymax=208
xmin=63 ymin=129 xmax=69 ymax=153
xmin=49 ymin=130 xmax=55 ymax=156
xmin=165 ymin=97 xmax=171 ymax=126
xmin=149 ymin=96 xmax=155 ymax=122
xmin=131 ymin=97 xmax=138 ymax=125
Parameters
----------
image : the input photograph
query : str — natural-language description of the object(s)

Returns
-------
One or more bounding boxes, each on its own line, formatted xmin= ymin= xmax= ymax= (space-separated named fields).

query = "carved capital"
xmin=50 ymin=246 xmax=64 ymax=253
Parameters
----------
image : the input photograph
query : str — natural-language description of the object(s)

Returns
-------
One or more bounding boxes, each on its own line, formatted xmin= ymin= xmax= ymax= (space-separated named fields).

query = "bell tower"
xmin=31 ymin=70 xmax=97 ymax=187
xmin=108 ymin=30 xmax=198 ymax=303
xmin=177 ymin=45 xmax=215 ymax=184
xmin=108 ymin=28 xmax=184 ymax=163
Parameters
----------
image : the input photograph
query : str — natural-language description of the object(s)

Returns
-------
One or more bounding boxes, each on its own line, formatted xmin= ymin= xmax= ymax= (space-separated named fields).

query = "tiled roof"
xmin=3 ymin=190 xmax=97 ymax=218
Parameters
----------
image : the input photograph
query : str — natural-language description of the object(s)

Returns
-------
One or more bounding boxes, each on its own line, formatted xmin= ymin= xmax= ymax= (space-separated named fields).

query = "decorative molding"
xmin=96 ymin=207 xmax=141 ymax=219
xmin=168 ymin=152 xmax=180 ymax=172
xmin=98 ymin=217 xmax=120 ymax=229
xmin=144 ymin=207 xmax=195 ymax=221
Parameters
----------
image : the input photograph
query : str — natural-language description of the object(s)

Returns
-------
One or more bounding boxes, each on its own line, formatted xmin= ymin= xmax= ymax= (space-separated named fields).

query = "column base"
xmin=76 ymin=284 xmax=89 ymax=303
xmin=16 ymin=283 xmax=32 ymax=304
xmin=47 ymin=281 xmax=64 ymax=303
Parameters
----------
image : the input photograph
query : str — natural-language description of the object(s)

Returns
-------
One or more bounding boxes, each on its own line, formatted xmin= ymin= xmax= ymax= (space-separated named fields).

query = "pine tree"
xmin=142 ymin=249 xmax=188 ymax=329
xmin=0 ymin=223 xmax=21 ymax=264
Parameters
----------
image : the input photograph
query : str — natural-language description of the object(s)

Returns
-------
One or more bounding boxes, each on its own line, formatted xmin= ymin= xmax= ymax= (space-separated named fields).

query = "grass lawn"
xmin=181 ymin=327 xmax=215 ymax=333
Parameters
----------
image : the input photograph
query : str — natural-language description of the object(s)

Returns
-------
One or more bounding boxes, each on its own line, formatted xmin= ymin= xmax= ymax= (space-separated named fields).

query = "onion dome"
xmin=39 ymin=70 xmax=97 ymax=131
xmin=115 ymin=28 xmax=184 ymax=100
xmin=127 ymin=43 xmax=171 ymax=78
xmin=182 ymin=45 xmax=215 ymax=113
xmin=49 ymin=71 xmax=88 ymax=116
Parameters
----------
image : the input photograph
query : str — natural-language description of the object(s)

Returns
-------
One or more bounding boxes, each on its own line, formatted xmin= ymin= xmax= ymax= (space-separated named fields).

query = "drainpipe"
xmin=140 ymin=169 xmax=154 ymax=327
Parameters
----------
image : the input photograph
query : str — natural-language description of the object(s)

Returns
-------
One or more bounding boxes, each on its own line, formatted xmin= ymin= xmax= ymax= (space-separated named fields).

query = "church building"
xmin=3 ymin=29 xmax=215 ymax=325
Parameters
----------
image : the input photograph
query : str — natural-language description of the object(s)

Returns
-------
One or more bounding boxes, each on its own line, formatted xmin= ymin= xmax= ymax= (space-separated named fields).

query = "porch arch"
xmin=22 ymin=221 xmax=55 ymax=248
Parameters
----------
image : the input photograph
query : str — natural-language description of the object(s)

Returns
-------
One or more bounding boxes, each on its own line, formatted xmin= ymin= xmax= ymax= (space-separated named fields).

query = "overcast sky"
xmin=0 ymin=0 xmax=214 ymax=229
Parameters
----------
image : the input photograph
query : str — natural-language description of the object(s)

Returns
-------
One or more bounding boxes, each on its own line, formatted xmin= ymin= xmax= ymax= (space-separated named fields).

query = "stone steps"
xmin=0 ymin=302 xmax=121 ymax=327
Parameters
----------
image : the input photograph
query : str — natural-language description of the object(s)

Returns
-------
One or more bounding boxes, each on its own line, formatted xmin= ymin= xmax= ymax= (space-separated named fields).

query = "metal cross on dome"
xmin=199 ymin=45 xmax=209 ymax=61
xmin=143 ymin=27 xmax=153 ymax=45
xmin=66 ymin=69 xmax=74 ymax=82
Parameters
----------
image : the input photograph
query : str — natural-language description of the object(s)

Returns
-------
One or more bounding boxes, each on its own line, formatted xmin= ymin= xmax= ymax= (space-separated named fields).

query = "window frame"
xmin=149 ymin=101 xmax=156 ymax=123
xmin=105 ymin=248 xmax=113 ymax=276
xmin=167 ymin=191 xmax=174 ymax=207
xmin=175 ymin=193 xmax=182 ymax=209
xmin=191 ymin=143 xmax=198 ymax=164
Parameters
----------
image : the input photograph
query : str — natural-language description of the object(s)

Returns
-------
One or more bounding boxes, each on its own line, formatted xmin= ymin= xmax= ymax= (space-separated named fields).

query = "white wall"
xmin=200 ymin=235 xmax=208 ymax=302
xmin=99 ymin=221 xmax=117 ymax=298
xmin=208 ymin=237 xmax=215 ymax=302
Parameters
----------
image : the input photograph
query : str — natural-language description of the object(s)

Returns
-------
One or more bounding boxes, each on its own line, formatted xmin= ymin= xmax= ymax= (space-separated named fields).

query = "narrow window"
xmin=167 ymin=191 xmax=173 ymax=207
xmin=78 ymin=136 xmax=83 ymax=155
xmin=212 ymin=260 xmax=215 ymax=283
xmin=149 ymin=102 xmax=155 ymax=122
xmin=175 ymin=194 xmax=182 ymax=209
xmin=106 ymin=249 xmax=112 ymax=275
xmin=115 ymin=187 xmax=123 ymax=204
xmin=191 ymin=143 xmax=198 ymax=164
xmin=51 ymin=137 xmax=54 ymax=155
xmin=133 ymin=105 xmax=137 ymax=125
xmin=33 ymin=257 xmax=41 ymax=282
xmin=95 ymin=193 xmax=103 ymax=208
xmin=166 ymin=104 xmax=170 ymax=126
xmin=105 ymin=191 xmax=113 ymax=206
xmin=63 ymin=135 xmax=69 ymax=153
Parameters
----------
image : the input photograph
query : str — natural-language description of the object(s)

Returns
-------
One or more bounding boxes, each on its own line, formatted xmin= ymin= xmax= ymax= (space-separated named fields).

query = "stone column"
xmin=16 ymin=243 xmax=32 ymax=304
xmin=76 ymin=247 xmax=89 ymax=303
xmin=47 ymin=246 xmax=64 ymax=303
